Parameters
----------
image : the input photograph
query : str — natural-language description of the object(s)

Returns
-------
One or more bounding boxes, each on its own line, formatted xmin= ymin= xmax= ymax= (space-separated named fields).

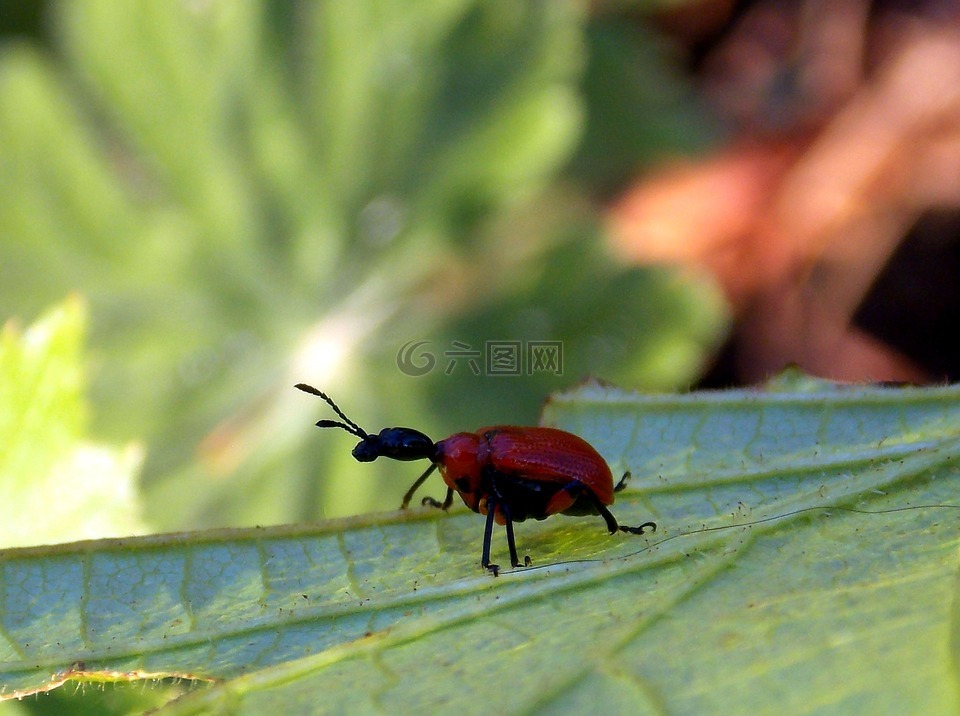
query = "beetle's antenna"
xmin=295 ymin=383 xmax=369 ymax=439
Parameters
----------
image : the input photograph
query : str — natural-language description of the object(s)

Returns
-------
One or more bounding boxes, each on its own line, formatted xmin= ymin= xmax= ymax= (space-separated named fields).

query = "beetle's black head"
xmin=295 ymin=383 xmax=436 ymax=463
xmin=351 ymin=427 xmax=436 ymax=463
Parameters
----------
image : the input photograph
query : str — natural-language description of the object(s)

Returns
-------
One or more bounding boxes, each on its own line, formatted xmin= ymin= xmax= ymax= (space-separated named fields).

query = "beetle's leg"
xmin=481 ymin=499 xmax=500 ymax=576
xmin=620 ymin=520 xmax=657 ymax=535
xmin=421 ymin=487 xmax=454 ymax=510
xmin=614 ymin=471 xmax=632 ymax=492
xmin=400 ymin=463 xmax=438 ymax=509
xmin=500 ymin=501 xmax=523 ymax=569
xmin=587 ymin=491 xmax=657 ymax=536
xmin=595 ymin=501 xmax=620 ymax=534
xmin=489 ymin=472 xmax=527 ymax=569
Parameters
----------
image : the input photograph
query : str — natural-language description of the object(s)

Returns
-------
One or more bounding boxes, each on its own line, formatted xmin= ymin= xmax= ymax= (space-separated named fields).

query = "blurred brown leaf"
xmin=607 ymin=2 xmax=960 ymax=384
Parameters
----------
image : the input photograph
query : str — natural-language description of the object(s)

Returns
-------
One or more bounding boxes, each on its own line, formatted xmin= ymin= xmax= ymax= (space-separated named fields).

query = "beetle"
xmin=295 ymin=383 xmax=656 ymax=575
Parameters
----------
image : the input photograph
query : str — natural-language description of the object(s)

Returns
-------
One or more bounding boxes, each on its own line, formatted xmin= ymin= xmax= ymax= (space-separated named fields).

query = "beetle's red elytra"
xmin=296 ymin=383 xmax=656 ymax=575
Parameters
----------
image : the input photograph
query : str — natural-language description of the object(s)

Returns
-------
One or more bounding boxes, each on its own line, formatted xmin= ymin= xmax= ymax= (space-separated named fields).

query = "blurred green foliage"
xmin=0 ymin=296 xmax=145 ymax=547
xmin=0 ymin=0 xmax=725 ymax=540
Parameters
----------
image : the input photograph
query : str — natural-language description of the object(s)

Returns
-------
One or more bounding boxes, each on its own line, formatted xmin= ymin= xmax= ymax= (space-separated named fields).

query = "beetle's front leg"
xmin=400 ymin=463 xmax=438 ymax=509
xmin=421 ymin=487 xmax=454 ymax=510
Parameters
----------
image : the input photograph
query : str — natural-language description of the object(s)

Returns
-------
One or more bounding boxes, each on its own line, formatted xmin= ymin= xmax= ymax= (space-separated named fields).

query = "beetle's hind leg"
xmin=588 ymin=491 xmax=657 ymax=536
xmin=619 ymin=519 xmax=657 ymax=535
xmin=602 ymin=501 xmax=657 ymax=535
xmin=604 ymin=473 xmax=656 ymax=534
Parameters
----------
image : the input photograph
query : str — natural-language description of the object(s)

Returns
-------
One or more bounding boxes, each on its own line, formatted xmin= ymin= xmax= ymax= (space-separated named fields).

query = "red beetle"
xmin=296 ymin=383 xmax=656 ymax=575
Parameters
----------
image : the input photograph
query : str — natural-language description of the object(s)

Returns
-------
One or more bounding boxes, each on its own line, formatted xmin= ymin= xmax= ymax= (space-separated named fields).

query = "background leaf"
xmin=1 ymin=377 xmax=957 ymax=713
xmin=0 ymin=297 xmax=145 ymax=549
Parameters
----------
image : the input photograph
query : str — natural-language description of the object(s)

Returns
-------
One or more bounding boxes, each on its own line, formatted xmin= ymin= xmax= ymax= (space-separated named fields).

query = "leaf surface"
xmin=1 ymin=375 xmax=958 ymax=714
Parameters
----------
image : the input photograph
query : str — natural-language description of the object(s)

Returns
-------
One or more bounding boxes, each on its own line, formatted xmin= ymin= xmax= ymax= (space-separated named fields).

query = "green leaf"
xmin=0 ymin=297 xmax=145 ymax=549
xmin=1 ymin=377 xmax=958 ymax=713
